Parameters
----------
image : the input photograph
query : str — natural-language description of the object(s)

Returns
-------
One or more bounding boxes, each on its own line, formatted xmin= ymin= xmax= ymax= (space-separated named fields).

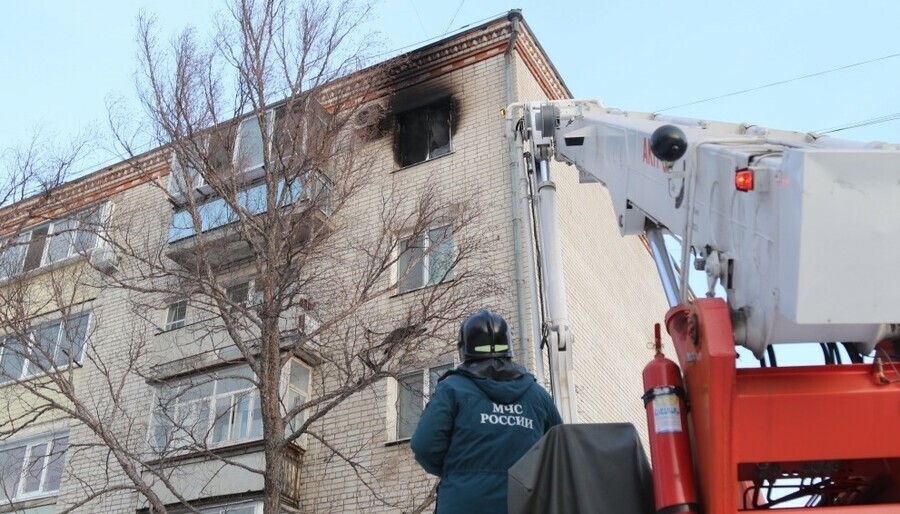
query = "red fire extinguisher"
xmin=642 ymin=323 xmax=700 ymax=514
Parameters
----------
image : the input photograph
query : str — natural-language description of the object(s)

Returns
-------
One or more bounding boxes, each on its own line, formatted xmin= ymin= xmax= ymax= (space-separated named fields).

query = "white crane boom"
xmin=518 ymin=100 xmax=900 ymax=357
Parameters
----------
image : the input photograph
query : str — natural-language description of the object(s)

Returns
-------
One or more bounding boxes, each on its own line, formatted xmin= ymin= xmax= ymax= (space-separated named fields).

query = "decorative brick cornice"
xmin=0 ymin=152 xmax=168 ymax=237
xmin=515 ymin=22 xmax=571 ymax=101
xmin=0 ymin=12 xmax=569 ymax=234
xmin=384 ymin=19 xmax=512 ymax=90
xmin=333 ymin=14 xmax=571 ymax=100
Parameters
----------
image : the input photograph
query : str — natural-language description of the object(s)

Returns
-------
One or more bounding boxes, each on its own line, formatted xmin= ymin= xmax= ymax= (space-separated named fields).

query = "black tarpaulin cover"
xmin=508 ymin=423 xmax=655 ymax=514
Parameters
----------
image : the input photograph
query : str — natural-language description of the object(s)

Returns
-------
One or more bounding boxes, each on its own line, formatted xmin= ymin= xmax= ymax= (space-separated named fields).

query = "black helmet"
xmin=458 ymin=309 xmax=513 ymax=361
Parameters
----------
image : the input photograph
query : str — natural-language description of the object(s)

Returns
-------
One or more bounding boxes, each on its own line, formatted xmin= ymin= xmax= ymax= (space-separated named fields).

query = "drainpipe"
xmin=504 ymin=9 xmax=539 ymax=377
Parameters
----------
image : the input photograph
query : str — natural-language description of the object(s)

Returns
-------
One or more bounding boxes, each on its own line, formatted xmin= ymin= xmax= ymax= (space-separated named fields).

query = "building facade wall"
xmin=57 ymin=177 xmax=176 ymax=513
xmin=296 ymin=51 xmax=520 ymax=513
xmin=0 ymin=174 xmax=172 ymax=513
xmin=0 ymin=13 xmax=673 ymax=514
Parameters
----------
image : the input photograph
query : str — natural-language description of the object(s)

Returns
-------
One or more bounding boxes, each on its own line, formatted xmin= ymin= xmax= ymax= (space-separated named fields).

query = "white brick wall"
xmin=55 ymin=178 xmax=173 ymax=513
xmin=297 ymin=52 xmax=521 ymax=513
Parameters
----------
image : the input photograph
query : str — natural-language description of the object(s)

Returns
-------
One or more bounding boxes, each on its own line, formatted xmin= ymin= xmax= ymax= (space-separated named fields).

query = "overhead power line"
xmin=407 ymin=0 xmax=428 ymax=39
xmin=372 ymin=10 xmax=506 ymax=58
xmin=443 ymin=0 xmax=467 ymax=35
xmin=654 ymin=51 xmax=900 ymax=113
xmin=816 ymin=112 xmax=900 ymax=135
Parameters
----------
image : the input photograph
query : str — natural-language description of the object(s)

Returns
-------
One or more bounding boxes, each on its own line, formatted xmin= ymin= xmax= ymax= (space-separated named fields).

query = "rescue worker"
xmin=411 ymin=309 xmax=563 ymax=513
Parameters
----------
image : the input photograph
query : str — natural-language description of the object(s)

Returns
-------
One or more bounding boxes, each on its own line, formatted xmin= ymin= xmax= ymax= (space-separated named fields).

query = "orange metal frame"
xmin=665 ymin=299 xmax=900 ymax=512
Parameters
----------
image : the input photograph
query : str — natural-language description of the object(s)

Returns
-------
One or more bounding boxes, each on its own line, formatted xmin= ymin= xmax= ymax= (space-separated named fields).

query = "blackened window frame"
xmin=397 ymin=98 xmax=452 ymax=168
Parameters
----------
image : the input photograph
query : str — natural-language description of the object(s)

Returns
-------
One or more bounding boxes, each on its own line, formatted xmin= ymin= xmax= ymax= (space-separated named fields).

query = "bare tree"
xmin=0 ymin=0 xmax=498 ymax=513
xmin=0 ymin=134 xmax=118 ymax=511
xmin=115 ymin=0 xmax=500 ymax=509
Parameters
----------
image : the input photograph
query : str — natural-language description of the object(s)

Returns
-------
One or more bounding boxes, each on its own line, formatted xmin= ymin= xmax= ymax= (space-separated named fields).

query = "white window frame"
xmin=234 ymin=110 xmax=274 ymax=174
xmin=397 ymin=99 xmax=453 ymax=167
xmin=167 ymin=171 xmax=327 ymax=243
xmin=226 ymin=278 xmax=262 ymax=309
xmin=163 ymin=300 xmax=188 ymax=331
xmin=0 ymin=312 xmax=91 ymax=384
xmin=396 ymin=225 xmax=456 ymax=293
xmin=168 ymin=144 xmax=207 ymax=198
xmin=168 ymin=110 xmax=273 ymax=203
xmin=149 ymin=359 xmax=311 ymax=454
xmin=0 ymin=432 xmax=69 ymax=504
xmin=149 ymin=364 xmax=260 ymax=453
xmin=282 ymin=358 xmax=312 ymax=440
xmin=41 ymin=208 xmax=105 ymax=268
xmin=386 ymin=361 xmax=453 ymax=442
xmin=272 ymin=100 xmax=331 ymax=163
xmin=171 ymin=500 xmax=264 ymax=514
xmin=1 ymin=204 xmax=108 ymax=279
xmin=199 ymin=501 xmax=262 ymax=514
xmin=0 ymin=233 xmax=28 ymax=281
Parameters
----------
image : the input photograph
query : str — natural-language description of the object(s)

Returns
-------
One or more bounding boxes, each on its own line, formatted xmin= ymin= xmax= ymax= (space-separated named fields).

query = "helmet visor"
xmin=473 ymin=344 xmax=508 ymax=354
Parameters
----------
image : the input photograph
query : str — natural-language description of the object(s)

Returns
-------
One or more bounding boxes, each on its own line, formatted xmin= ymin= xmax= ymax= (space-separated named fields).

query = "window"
xmin=226 ymin=280 xmax=263 ymax=307
xmin=397 ymin=226 xmax=456 ymax=293
xmin=396 ymin=363 xmax=452 ymax=440
xmin=164 ymin=300 xmax=187 ymax=331
xmin=169 ymin=112 xmax=272 ymax=200
xmin=0 ymin=433 xmax=68 ymax=503
xmin=0 ymin=207 xmax=104 ymax=278
xmin=224 ymin=280 xmax=263 ymax=314
xmin=207 ymin=125 xmax=238 ymax=175
xmin=199 ymin=502 xmax=260 ymax=514
xmin=0 ymin=312 xmax=90 ymax=383
xmin=272 ymin=99 xmax=331 ymax=161
xmin=235 ymin=115 xmax=270 ymax=173
xmin=0 ymin=235 xmax=27 ymax=280
xmin=284 ymin=360 xmax=311 ymax=434
xmin=150 ymin=365 xmax=261 ymax=452
xmin=149 ymin=359 xmax=310 ymax=453
xmin=21 ymin=226 xmax=48 ymax=272
xmin=397 ymin=99 xmax=452 ymax=167
xmin=227 ymin=281 xmax=250 ymax=304
xmin=167 ymin=173 xmax=327 ymax=243
xmin=168 ymin=146 xmax=206 ymax=197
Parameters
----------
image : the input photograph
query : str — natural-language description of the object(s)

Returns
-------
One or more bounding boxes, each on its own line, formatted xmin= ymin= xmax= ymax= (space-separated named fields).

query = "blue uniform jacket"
xmin=411 ymin=368 xmax=562 ymax=514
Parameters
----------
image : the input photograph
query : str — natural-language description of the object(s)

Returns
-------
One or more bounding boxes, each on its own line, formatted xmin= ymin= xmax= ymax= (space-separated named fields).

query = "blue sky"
xmin=3 ymin=0 xmax=900 ymax=174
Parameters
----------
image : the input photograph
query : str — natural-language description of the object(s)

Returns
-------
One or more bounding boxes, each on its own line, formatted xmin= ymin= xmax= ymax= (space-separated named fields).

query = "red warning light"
xmin=735 ymin=168 xmax=754 ymax=192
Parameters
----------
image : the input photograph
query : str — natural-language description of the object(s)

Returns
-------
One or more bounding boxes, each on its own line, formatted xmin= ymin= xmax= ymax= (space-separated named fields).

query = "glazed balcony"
xmin=166 ymin=173 xmax=330 ymax=270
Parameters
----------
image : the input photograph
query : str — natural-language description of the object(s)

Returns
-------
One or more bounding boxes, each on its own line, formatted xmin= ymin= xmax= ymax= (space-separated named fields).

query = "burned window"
xmin=397 ymin=100 xmax=452 ymax=167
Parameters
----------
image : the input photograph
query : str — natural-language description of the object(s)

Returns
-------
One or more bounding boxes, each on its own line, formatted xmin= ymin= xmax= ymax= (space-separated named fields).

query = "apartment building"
xmin=0 ymin=11 xmax=669 ymax=514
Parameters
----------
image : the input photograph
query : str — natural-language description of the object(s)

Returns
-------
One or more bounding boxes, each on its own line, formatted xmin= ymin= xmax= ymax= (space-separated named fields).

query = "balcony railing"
xmin=139 ymin=440 xmax=305 ymax=506
xmin=282 ymin=444 xmax=304 ymax=504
